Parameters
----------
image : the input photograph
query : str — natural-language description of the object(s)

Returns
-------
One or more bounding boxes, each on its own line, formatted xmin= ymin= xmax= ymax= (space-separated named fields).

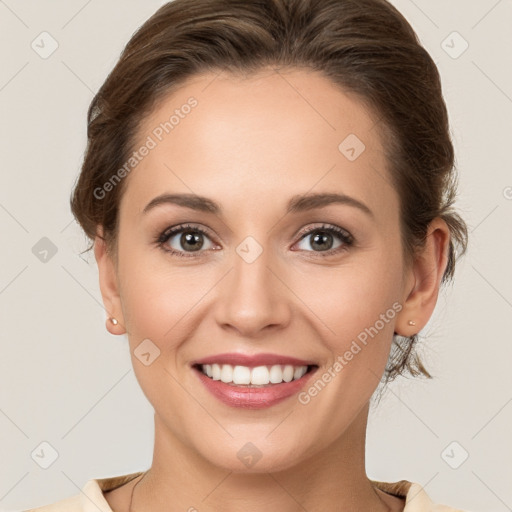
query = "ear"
xmin=395 ymin=218 xmax=451 ymax=336
xmin=94 ymin=227 xmax=126 ymax=335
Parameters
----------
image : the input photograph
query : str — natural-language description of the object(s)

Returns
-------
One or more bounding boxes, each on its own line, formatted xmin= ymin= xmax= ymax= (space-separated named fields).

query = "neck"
xmin=131 ymin=403 xmax=391 ymax=512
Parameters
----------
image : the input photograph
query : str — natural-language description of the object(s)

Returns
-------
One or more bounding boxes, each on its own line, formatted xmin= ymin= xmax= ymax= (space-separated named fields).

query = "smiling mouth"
xmin=193 ymin=363 xmax=318 ymax=387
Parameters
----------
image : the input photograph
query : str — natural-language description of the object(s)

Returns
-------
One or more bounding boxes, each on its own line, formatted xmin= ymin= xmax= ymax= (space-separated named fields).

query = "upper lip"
xmin=192 ymin=352 xmax=317 ymax=368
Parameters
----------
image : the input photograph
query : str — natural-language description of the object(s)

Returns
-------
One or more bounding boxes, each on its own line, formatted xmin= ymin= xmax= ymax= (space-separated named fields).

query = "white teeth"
xmin=211 ymin=363 xmax=221 ymax=380
xmin=293 ymin=366 xmax=304 ymax=380
xmin=232 ymin=365 xmax=251 ymax=384
xmin=199 ymin=363 xmax=310 ymax=385
xmin=250 ymin=366 xmax=270 ymax=385
xmin=269 ymin=364 xmax=283 ymax=383
xmin=220 ymin=364 xmax=233 ymax=383
xmin=282 ymin=365 xmax=294 ymax=382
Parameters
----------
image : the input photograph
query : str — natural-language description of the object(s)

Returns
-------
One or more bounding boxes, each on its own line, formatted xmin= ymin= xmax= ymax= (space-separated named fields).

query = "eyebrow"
xmin=142 ymin=192 xmax=374 ymax=218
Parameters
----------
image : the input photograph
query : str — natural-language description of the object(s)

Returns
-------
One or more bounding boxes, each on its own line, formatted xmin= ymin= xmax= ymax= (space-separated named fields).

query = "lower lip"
xmin=194 ymin=366 xmax=318 ymax=409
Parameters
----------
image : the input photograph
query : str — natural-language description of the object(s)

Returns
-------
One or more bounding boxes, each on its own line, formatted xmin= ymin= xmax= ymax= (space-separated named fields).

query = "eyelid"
xmin=295 ymin=223 xmax=353 ymax=242
xmin=157 ymin=223 xmax=216 ymax=243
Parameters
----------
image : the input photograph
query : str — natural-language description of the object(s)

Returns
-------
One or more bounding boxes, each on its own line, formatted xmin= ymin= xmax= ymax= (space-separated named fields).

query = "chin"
xmin=192 ymin=432 xmax=308 ymax=474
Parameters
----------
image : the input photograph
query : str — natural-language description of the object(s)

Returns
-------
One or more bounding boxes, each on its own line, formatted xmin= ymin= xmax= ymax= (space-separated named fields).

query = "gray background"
xmin=0 ymin=1 xmax=511 ymax=510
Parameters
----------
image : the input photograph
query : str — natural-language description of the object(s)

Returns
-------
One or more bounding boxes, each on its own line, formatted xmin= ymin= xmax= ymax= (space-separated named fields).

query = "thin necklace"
xmin=128 ymin=470 xmax=149 ymax=512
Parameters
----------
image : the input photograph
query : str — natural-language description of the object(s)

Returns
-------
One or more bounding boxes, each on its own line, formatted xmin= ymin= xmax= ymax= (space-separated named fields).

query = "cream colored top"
xmin=24 ymin=472 xmax=466 ymax=511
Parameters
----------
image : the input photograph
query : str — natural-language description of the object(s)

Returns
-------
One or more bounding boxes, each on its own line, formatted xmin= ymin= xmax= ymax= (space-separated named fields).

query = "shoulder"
xmin=372 ymin=479 xmax=468 ymax=511
xmin=23 ymin=471 xmax=144 ymax=512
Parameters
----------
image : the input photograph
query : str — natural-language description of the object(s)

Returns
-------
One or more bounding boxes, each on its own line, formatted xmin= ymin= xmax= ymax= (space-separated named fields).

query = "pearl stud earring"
xmin=110 ymin=317 xmax=119 ymax=325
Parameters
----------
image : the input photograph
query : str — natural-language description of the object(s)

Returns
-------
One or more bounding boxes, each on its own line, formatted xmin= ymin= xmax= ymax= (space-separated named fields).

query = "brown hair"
xmin=70 ymin=0 xmax=468 ymax=383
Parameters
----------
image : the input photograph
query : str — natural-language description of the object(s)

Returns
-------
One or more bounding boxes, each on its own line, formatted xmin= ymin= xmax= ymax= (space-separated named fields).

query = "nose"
xmin=213 ymin=243 xmax=291 ymax=338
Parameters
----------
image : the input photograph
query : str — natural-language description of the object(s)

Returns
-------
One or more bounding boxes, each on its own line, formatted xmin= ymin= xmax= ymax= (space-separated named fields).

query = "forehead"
xmin=121 ymin=67 xmax=396 ymax=220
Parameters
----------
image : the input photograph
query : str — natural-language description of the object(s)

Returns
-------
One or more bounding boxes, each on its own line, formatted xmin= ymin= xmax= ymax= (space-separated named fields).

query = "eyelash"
xmin=156 ymin=223 xmax=354 ymax=259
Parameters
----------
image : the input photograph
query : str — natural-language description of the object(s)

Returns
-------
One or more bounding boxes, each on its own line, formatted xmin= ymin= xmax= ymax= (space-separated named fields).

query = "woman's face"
xmin=99 ymin=68 xmax=418 ymax=472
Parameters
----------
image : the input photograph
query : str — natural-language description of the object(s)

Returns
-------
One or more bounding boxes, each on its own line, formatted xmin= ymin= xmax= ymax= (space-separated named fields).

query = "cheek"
xmin=297 ymin=251 xmax=402 ymax=338
xmin=120 ymin=267 xmax=193 ymax=341
xmin=117 ymin=244 xmax=221 ymax=364
xmin=294 ymin=252 xmax=404 ymax=401
xmin=116 ymin=238 xmax=183 ymax=339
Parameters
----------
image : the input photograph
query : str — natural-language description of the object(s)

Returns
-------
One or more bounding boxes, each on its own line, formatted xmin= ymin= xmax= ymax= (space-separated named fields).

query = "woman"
xmin=27 ymin=0 xmax=469 ymax=510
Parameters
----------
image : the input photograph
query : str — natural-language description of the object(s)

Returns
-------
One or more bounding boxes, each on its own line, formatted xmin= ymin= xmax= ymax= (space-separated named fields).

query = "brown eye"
xmin=176 ymin=230 xmax=205 ymax=252
xmin=294 ymin=224 xmax=354 ymax=256
xmin=158 ymin=224 xmax=216 ymax=257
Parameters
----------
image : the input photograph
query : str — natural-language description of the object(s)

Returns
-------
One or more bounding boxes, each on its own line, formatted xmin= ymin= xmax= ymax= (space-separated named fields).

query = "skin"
xmin=95 ymin=67 xmax=450 ymax=511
